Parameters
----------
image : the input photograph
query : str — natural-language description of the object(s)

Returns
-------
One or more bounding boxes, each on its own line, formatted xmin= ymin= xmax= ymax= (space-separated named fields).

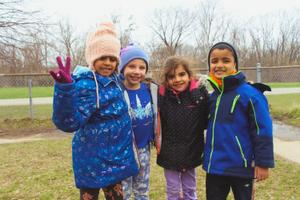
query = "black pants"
xmin=80 ymin=182 xmax=123 ymax=200
xmin=206 ymin=174 xmax=254 ymax=200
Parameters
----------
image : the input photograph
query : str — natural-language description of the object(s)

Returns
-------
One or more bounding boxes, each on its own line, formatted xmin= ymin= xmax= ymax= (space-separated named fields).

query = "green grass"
xmin=267 ymin=94 xmax=300 ymax=127
xmin=267 ymin=82 xmax=300 ymax=88
xmin=0 ymin=138 xmax=299 ymax=199
xmin=0 ymin=87 xmax=53 ymax=99
xmin=0 ymin=105 xmax=52 ymax=120
xmin=0 ymin=105 xmax=54 ymax=135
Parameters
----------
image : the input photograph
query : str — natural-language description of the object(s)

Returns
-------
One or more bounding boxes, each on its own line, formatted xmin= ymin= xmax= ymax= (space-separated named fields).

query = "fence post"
xmin=28 ymin=79 xmax=34 ymax=119
xmin=256 ymin=63 xmax=262 ymax=82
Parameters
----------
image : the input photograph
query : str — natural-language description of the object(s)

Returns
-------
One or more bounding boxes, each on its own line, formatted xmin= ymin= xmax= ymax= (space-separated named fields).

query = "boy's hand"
xmin=254 ymin=166 xmax=269 ymax=182
xmin=49 ymin=56 xmax=72 ymax=83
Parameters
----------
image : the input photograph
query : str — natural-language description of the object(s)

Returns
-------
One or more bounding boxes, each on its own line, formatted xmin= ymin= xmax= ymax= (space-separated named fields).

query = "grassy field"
xmin=267 ymin=82 xmax=300 ymax=88
xmin=0 ymin=105 xmax=52 ymax=120
xmin=0 ymin=87 xmax=53 ymax=99
xmin=267 ymin=94 xmax=300 ymax=127
xmin=0 ymin=138 xmax=299 ymax=199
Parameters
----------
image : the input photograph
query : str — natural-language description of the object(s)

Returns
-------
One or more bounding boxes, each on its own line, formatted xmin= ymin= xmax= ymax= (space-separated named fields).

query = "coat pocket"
xmin=234 ymin=136 xmax=248 ymax=167
xmin=230 ymin=94 xmax=240 ymax=114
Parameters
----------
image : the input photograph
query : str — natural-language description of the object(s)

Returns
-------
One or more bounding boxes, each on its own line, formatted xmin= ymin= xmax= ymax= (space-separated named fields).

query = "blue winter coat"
xmin=203 ymin=72 xmax=274 ymax=178
xmin=52 ymin=66 xmax=139 ymax=188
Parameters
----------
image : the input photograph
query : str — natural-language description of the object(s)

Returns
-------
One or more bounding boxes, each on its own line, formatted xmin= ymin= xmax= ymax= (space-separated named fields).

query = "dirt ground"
xmin=0 ymin=118 xmax=71 ymax=140
xmin=0 ymin=127 xmax=71 ymax=143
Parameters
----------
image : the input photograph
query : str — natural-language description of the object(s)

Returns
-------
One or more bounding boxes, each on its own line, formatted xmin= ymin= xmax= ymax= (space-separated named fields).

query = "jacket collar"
xmin=72 ymin=65 xmax=119 ymax=87
xmin=208 ymin=71 xmax=246 ymax=93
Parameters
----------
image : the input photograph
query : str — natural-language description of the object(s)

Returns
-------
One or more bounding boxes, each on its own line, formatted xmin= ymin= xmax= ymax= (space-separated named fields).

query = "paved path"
xmin=266 ymin=87 xmax=300 ymax=95
xmin=0 ymin=97 xmax=52 ymax=106
xmin=274 ymin=138 xmax=300 ymax=164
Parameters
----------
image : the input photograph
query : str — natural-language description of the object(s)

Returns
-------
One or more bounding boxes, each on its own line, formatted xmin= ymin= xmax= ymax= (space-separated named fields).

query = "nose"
xmin=173 ymin=75 xmax=180 ymax=82
xmin=103 ymin=57 xmax=111 ymax=65
xmin=215 ymin=61 xmax=224 ymax=68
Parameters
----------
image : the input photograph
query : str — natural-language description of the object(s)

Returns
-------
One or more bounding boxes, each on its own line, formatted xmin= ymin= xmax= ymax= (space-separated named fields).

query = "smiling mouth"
xmin=102 ymin=68 xmax=113 ymax=71
xmin=130 ymin=76 xmax=141 ymax=80
xmin=173 ymin=83 xmax=184 ymax=87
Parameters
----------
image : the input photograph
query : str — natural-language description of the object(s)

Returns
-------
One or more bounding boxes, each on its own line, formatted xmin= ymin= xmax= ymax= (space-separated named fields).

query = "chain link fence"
xmin=0 ymin=73 xmax=54 ymax=88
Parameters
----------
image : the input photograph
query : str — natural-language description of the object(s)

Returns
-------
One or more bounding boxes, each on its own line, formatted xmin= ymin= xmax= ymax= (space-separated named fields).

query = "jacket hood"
xmin=72 ymin=65 xmax=120 ymax=87
xmin=72 ymin=65 xmax=93 ymax=80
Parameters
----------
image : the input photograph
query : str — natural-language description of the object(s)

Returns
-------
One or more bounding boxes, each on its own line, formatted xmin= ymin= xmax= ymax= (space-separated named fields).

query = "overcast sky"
xmin=28 ymin=0 xmax=300 ymax=44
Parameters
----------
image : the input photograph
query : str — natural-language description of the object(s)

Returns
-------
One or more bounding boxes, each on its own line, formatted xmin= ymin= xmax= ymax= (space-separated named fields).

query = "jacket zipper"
xmin=207 ymin=78 xmax=223 ymax=173
xmin=235 ymin=136 xmax=248 ymax=167
xmin=230 ymin=94 xmax=240 ymax=114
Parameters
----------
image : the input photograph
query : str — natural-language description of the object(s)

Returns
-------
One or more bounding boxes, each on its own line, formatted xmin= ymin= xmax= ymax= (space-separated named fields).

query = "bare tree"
xmin=0 ymin=0 xmax=44 ymax=48
xmin=194 ymin=0 xmax=232 ymax=61
xmin=247 ymin=10 xmax=300 ymax=67
xmin=53 ymin=20 xmax=86 ymax=67
xmin=149 ymin=7 xmax=196 ymax=56
xmin=111 ymin=14 xmax=137 ymax=48
xmin=0 ymin=0 xmax=49 ymax=73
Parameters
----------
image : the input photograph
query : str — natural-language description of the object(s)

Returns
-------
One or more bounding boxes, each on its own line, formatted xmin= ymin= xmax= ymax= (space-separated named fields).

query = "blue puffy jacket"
xmin=203 ymin=72 xmax=274 ymax=178
xmin=52 ymin=66 xmax=139 ymax=188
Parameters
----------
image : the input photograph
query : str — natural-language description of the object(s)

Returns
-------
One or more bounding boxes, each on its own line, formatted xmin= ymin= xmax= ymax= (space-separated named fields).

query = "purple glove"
xmin=49 ymin=56 xmax=72 ymax=83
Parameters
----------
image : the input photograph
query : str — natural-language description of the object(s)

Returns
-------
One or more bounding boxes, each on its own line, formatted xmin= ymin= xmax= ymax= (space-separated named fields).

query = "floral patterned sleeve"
xmin=52 ymin=79 xmax=97 ymax=132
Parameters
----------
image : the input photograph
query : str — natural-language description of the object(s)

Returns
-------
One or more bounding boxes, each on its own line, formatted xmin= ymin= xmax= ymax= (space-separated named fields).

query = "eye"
xmin=223 ymin=58 xmax=231 ymax=63
xmin=210 ymin=59 xmax=218 ymax=64
xmin=178 ymin=72 xmax=187 ymax=77
xmin=127 ymin=64 xmax=136 ymax=69
xmin=139 ymin=65 xmax=146 ymax=70
xmin=109 ymin=57 xmax=117 ymax=62
xmin=167 ymin=74 xmax=175 ymax=80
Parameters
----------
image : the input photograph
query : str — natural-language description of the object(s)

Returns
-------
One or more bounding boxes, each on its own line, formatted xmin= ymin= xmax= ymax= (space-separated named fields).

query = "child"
xmin=156 ymin=56 xmax=209 ymax=200
xmin=49 ymin=22 xmax=139 ymax=200
xmin=203 ymin=42 xmax=274 ymax=200
xmin=118 ymin=44 xmax=158 ymax=200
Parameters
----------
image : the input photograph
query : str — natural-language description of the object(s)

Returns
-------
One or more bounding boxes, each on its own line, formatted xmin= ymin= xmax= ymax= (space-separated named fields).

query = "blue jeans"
xmin=122 ymin=144 xmax=151 ymax=200
xmin=164 ymin=168 xmax=198 ymax=200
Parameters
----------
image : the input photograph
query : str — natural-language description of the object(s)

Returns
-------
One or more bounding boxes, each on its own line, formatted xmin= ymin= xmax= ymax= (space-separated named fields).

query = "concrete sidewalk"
xmin=266 ymin=87 xmax=300 ymax=95
xmin=0 ymin=97 xmax=52 ymax=106
xmin=274 ymin=138 xmax=300 ymax=164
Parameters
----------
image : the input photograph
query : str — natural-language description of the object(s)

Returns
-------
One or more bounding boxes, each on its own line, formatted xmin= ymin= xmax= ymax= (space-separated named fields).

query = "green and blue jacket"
xmin=203 ymin=72 xmax=274 ymax=178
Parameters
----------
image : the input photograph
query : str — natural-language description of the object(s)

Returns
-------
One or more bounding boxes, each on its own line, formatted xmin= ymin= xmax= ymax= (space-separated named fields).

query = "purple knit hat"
xmin=119 ymin=44 xmax=149 ymax=74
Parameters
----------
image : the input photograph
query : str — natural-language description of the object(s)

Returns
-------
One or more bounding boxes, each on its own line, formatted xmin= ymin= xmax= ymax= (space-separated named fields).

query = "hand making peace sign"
xmin=49 ymin=56 xmax=72 ymax=83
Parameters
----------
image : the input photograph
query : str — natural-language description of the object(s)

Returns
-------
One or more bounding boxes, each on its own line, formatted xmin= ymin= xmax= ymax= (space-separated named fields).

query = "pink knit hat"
xmin=85 ymin=22 xmax=121 ymax=67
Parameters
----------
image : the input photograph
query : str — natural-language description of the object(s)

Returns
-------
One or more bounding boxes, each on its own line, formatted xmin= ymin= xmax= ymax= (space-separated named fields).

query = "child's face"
xmin=123 ymin=59 xmax=147 ymax=89
xmin=209 ymin=48 xmax=236 ymax=79
xmin=93 ymin=56 xmax=118 ymax=77
xmin=167 ymin=65 xmax=190 ymax=92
